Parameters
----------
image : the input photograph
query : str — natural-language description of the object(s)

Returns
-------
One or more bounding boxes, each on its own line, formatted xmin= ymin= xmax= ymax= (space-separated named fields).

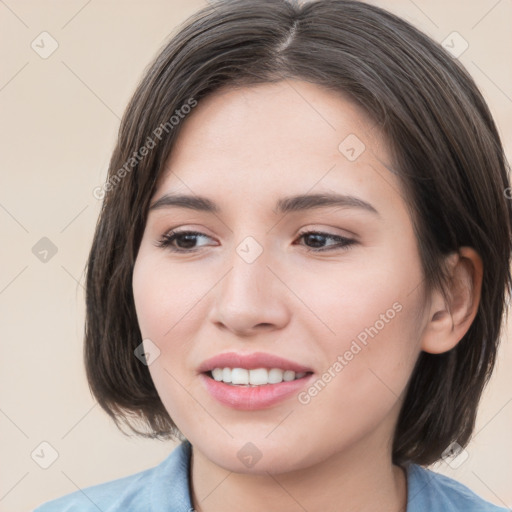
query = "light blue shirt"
xmin=33 ymin=441 xmax=508 ymax=511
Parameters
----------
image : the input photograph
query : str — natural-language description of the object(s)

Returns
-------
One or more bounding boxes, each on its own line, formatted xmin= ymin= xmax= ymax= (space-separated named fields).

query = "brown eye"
xmin=155 ymin=230 xmax=213 ymax=252
xmin=296 ymin=231 xmax=357 ymax=252
xmin=155 ymin=229 xmax=357 ymax=254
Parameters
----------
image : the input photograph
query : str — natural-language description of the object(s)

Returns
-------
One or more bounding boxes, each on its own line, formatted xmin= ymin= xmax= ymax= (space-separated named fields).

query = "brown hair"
xmin=84 ymin=0 xmax=512 ymax=465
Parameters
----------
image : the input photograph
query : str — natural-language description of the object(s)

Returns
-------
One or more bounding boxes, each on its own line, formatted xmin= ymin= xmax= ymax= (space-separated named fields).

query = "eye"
xmin=155 ymin=229 xmax=357 ymax=254
xmin=295 ymin=230 xmax=357 ymax=252
xmin=155 ymin=230 xmax=215 ymax=253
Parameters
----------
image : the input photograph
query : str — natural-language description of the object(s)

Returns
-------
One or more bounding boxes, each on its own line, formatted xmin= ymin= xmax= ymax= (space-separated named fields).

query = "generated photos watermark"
xmin=298 ymin=301 xmax=403 ymax=405
xmin=93 ymin=97 xmax=198 ymax=200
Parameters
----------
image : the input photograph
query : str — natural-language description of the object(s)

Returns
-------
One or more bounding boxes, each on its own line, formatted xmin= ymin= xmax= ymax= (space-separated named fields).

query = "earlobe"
xmin=420 ymin=247 xmax=483 ymax=355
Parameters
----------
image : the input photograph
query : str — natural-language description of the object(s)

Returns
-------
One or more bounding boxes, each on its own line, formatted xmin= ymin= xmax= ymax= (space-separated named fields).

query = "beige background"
xmin=0 ymin=1 xmax=511 ymax=511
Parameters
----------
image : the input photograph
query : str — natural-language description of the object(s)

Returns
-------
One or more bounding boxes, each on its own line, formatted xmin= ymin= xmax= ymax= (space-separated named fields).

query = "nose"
xmin=208 ymin=244 xmax=290 ymax=337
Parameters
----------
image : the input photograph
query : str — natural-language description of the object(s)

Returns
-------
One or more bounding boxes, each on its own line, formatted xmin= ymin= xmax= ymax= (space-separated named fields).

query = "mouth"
xmin=198 ymin=352 xmax=314 ymax=410
xmin=207 ymin=367 xmax=311 ymax=386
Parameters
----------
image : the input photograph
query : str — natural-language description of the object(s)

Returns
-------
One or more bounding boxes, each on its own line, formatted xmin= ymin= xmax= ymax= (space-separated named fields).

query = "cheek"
xmin=132 ymin=252 xmax=210 ymax=341
xmin=295 ymin=246 xmax=425 ymax=398
xmin=292 ymin=287 xmax=423 ymax=459
xmin=132 ymin=253 xmax=204 ymax=429
xmin=295 ymin=248 xmax=422 ymax=344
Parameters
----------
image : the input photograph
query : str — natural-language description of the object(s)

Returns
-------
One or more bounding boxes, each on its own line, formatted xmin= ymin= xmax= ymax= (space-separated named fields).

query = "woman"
xmin=35 ymin=0 xmax=511 ymax=510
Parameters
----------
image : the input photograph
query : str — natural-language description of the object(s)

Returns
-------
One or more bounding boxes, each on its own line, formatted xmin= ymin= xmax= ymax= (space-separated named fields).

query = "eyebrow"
xmin=149 ymin=192 xmax=379 ymax=216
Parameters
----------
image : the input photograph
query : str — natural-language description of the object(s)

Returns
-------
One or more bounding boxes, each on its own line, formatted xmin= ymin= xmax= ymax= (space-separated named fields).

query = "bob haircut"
xmin=85 ymin=0 xmax=512 ymax=466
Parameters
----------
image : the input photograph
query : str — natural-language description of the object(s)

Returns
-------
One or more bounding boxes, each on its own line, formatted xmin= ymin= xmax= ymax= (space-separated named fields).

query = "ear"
xmin=420 ymin=247 xmax=483 ymax=354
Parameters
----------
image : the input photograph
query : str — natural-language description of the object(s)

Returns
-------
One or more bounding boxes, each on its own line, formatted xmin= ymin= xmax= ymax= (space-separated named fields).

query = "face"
xmin=132 ymin=80 xmax=430 ymax=474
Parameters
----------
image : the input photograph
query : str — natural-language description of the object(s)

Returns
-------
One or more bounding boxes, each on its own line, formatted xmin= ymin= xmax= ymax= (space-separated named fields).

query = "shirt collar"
xmin=150 ymin=440 xmax=193 ymax=511
xmin=152 ymin=441 xmax=425 ymax=511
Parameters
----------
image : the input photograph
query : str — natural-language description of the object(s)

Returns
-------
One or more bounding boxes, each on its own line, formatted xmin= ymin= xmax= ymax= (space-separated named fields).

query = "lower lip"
xmin=200 ymin=373 xmax=313 ymax=410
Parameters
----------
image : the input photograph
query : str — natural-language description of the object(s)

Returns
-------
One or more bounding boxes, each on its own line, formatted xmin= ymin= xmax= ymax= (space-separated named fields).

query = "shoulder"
xmin=406 ymin=463 xmax=509 ymax=512
xmin=32 ymin=441 xmax=192 ymax=512
xmin=33 ymin=467 xmax=153 ymax=512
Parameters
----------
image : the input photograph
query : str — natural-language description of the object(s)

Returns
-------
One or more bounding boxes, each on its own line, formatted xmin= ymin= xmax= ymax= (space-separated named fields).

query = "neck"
xmin=189 ymin=430 xmax=407 ymax=512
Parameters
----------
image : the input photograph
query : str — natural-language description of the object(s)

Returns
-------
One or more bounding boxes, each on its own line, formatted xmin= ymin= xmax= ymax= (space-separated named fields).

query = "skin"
xmin=132 ymin=80 xmax=483 ymax=512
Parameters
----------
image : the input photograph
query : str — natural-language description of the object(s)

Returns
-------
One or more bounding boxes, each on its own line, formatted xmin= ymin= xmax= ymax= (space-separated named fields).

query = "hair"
xmin=84 ymin=0 xmax=512 ymax=466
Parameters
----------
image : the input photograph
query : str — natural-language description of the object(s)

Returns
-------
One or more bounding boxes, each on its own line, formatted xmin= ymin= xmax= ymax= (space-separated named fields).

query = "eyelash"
xmin=155 ymin=229 xmax=357 ymax=253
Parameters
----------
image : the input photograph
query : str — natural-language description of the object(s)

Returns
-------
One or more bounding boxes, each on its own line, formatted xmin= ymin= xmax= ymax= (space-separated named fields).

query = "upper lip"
xmin=198 ymin=352 xmax=313 ymax=373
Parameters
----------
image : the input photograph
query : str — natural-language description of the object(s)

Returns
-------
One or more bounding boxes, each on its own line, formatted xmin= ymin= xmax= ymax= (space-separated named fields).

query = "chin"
xmin=194 ymin=436 xmax=321 ymax=476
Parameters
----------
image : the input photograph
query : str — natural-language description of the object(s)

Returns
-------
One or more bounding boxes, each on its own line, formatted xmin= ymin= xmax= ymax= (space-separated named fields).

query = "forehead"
xmin=153 ymin=80 xmax=407 ymax=220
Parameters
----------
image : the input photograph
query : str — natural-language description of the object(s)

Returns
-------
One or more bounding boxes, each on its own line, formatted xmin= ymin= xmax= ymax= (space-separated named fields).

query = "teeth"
xmin=283 ymin=370 xmax=295 ymax=382
xmin=249 ymin=368 xmax=268 ymax=385
xmin=209 ymin=367 xmax=308 ymax=386
xmin=222 ymin=367 xmax=232 ymax=383
xmin=268 ymin=368 xmax=283 ymax=384
xmin=231 ymin=368 xmax=249 ymax=385
xmin=212 ymin=368 xmax=223 ymax=381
